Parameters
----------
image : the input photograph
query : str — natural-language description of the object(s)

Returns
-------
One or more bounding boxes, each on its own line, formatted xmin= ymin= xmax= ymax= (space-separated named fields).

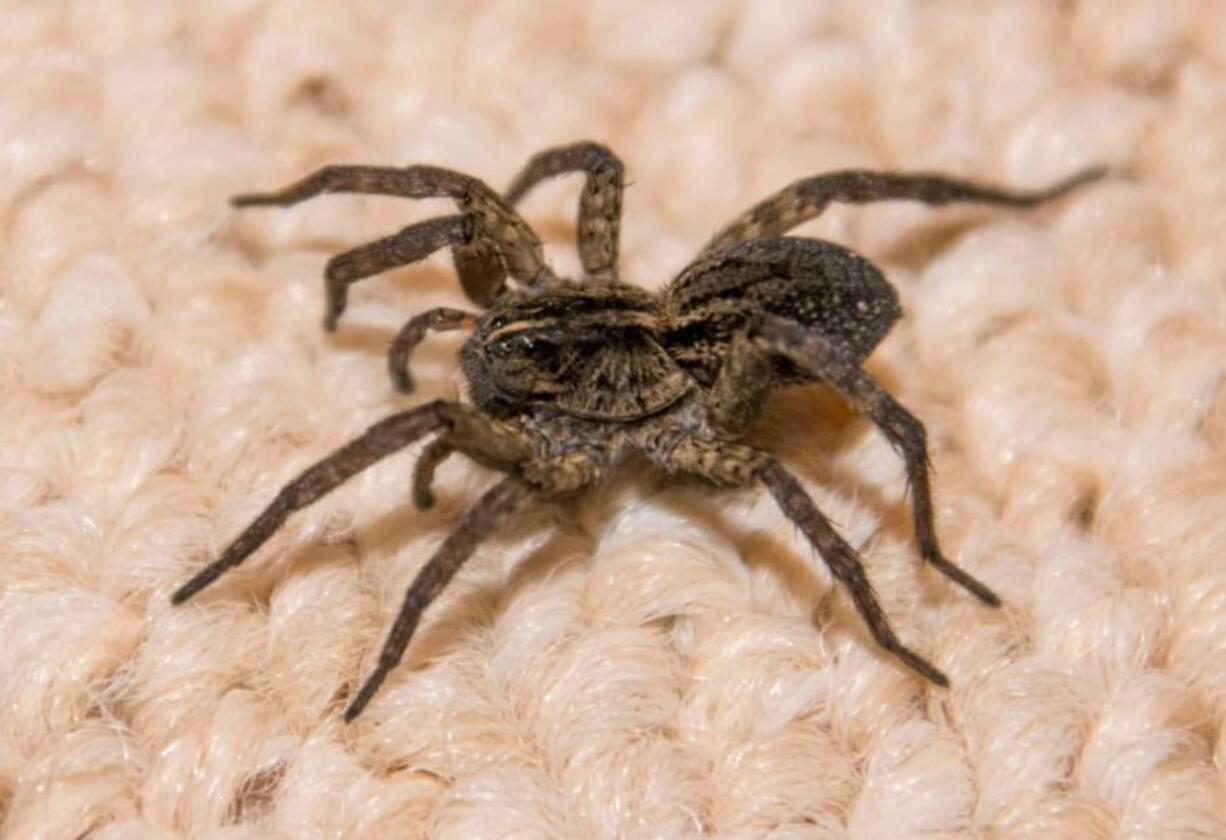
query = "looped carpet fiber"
xmin=3 ymin=2 xmax=1226 ymax=837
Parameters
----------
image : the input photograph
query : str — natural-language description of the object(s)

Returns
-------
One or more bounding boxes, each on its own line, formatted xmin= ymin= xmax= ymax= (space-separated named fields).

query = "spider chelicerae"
xmin=172 ymin=142 xmax=1104 ymax=721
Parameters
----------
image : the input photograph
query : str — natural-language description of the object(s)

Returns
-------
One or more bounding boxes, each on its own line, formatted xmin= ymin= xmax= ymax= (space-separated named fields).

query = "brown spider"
xmin=172 ymin=142 xmax=1104 ymax=721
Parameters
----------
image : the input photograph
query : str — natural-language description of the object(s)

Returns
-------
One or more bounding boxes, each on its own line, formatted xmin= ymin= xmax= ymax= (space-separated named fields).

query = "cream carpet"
xmin=4 ymin=1 xmax=1226 ymax=837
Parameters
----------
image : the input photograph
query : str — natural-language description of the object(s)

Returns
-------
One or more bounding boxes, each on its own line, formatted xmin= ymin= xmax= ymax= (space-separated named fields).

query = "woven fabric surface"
xmin=3 ymin=2 xmax=1226 ymax=838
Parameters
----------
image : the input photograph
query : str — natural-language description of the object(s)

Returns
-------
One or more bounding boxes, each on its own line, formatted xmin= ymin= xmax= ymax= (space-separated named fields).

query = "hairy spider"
xmin=172 ymin=142 xmax=1104 ymax=721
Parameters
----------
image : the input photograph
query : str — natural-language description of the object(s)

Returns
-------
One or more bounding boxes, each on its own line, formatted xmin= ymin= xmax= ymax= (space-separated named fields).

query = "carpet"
xmin=3 ymin=1 xmax=1226 ymax=837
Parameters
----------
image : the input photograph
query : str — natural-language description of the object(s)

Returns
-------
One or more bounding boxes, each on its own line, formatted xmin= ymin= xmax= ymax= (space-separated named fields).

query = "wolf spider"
xmin=172 ymin=142 xmax=1104 ymax=721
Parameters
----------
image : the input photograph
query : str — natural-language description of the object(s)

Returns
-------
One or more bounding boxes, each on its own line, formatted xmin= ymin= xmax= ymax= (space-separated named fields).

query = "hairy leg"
xmin=414 ymin=443 xmax=607 ymax=512
xmin=346 ymin=476 xmax=529 ymax=721
xmin=412 ymin=407 xmax=531 ymax=512
xmin=323 ymin=216 xmax=468 ymax=331
xmin=658 ymin=436 xmax=948 ymax=685
xmin=172 ymin=400 xmax=455 ymax=604
xmin=755 ymin=458 xmax=949 ymax=685
xmin=750 ymin=315 xmax=1000 ymax=606
xmin=233 ymin=163 xmax=555 ymax=309
xmin=350 ymin=445 xmax=605 ymax=720
xmin=703 ymin=166 xmax=1107 ymax=253
xmin=387 ymin=307 xmax=480 ymax=393
xmin=171 ymin=401 xmax=529 ymax=604
xmin=503 ymin=142 xmax=625 ymax=281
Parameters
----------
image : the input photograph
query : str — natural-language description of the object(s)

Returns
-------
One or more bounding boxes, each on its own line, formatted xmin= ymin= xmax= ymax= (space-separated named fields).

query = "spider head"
xmin=460 ymin=285 xmax=691 ymax=421
xmin=461 ymin=314 xmax=569 ymax=414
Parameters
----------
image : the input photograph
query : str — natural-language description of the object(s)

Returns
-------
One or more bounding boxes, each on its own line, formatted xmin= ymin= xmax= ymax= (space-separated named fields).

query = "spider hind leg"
xmin=749 ymin=315 xmax=1001 ymax=607
xmin=659 ymin=436 xmax=949 ymax=686
xmin=703 ymin=165 xmax=1108 ymax=253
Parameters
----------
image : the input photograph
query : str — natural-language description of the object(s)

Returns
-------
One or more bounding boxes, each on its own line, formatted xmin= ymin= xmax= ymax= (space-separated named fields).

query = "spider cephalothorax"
xmin=173 ymin=142 xmax=1104 ymax=720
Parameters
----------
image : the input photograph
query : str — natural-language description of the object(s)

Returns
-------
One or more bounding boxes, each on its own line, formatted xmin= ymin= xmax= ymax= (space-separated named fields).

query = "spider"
xmin=172 ymin=142 xmax=1105 ymax=721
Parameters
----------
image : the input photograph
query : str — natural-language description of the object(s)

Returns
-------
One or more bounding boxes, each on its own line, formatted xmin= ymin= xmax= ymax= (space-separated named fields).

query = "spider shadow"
xmin=873 ymin=213 xmax=995 ymax=272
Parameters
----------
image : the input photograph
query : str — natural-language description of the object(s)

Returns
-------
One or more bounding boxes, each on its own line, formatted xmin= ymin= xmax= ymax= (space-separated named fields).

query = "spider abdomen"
xmin=664 ymin=237 xmax=901 ymax=384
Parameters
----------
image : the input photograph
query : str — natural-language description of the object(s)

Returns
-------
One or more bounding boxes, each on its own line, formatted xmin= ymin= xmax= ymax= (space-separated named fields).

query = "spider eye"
xmin=489 ymin=332 xmax=540 ymax=357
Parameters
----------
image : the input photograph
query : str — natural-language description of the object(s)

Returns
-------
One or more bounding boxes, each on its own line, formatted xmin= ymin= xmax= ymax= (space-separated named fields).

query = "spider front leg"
xmin=172 ymin=400 xmax=457 ymax=604
xmin=703 ymin=165 xmax=1107 ymax=253
xmin=660 ymin=437 xmax=948 ymax=685
xmin=323 ymin=216 xmax=469 ymax=331
xmin=346 ymin=475 xmax=529 ymax=721
xmin=351 ymin=445 xmax=605 ymax=720
xmin=745 ymin=315 xmax=1001 ymax=606
xmin=413 ymin=436 xmax=605 ymax=512
xmin=171 ymin=397 xmax=541 ymax=722
xmin=504 ymin=142 xmax=625 ymax=281
xmin=172 ymin=401 xmax=528 ymax=603
xmin=232 ymin=163 xmax=555 ymax=314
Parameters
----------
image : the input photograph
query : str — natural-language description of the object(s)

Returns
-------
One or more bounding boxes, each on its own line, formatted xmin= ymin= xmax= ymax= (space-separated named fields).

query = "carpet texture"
xmin=4 ymin=1 xmax=1226 ymax=838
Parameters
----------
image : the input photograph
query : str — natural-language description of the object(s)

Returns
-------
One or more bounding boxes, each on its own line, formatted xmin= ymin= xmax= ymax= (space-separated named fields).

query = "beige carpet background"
xmin=4 ymin=1 xmax=1226 ymax=837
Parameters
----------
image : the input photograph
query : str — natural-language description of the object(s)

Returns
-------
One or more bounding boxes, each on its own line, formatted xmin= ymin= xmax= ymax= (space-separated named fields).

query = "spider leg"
xmin=503 ymin=142 xmax=625 ymax=281
xmin=707 ymin=331 xmax=775 ymax=438
xmin=172 ymin=400 xmax=460 ymax=604
xmin=322 ymin=216 xmax=468 ymax=331
xmin=657 ymin=436 xmax=948 ymax=685
xmin=703 ymin=165 xmax=1108 ymax=253
xmin=232 ymin=163 xmax=555 ymax=309
xmin=345 ymin=475 xmax=529 ymax=721
xmin=350 ymin=444 xmax=605 ymax=720
xmin=171 ymin=400 xmax=530 ymax=604
xmin=407 ymin=405 xmax=532 ymax=510
xmin=387 ymin=306 xmax=480 ymax=393
xmin=749 ymin=315 xmax=1000 ymax=606
xmin=755 ymin=457 xmax=949 ymax=686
